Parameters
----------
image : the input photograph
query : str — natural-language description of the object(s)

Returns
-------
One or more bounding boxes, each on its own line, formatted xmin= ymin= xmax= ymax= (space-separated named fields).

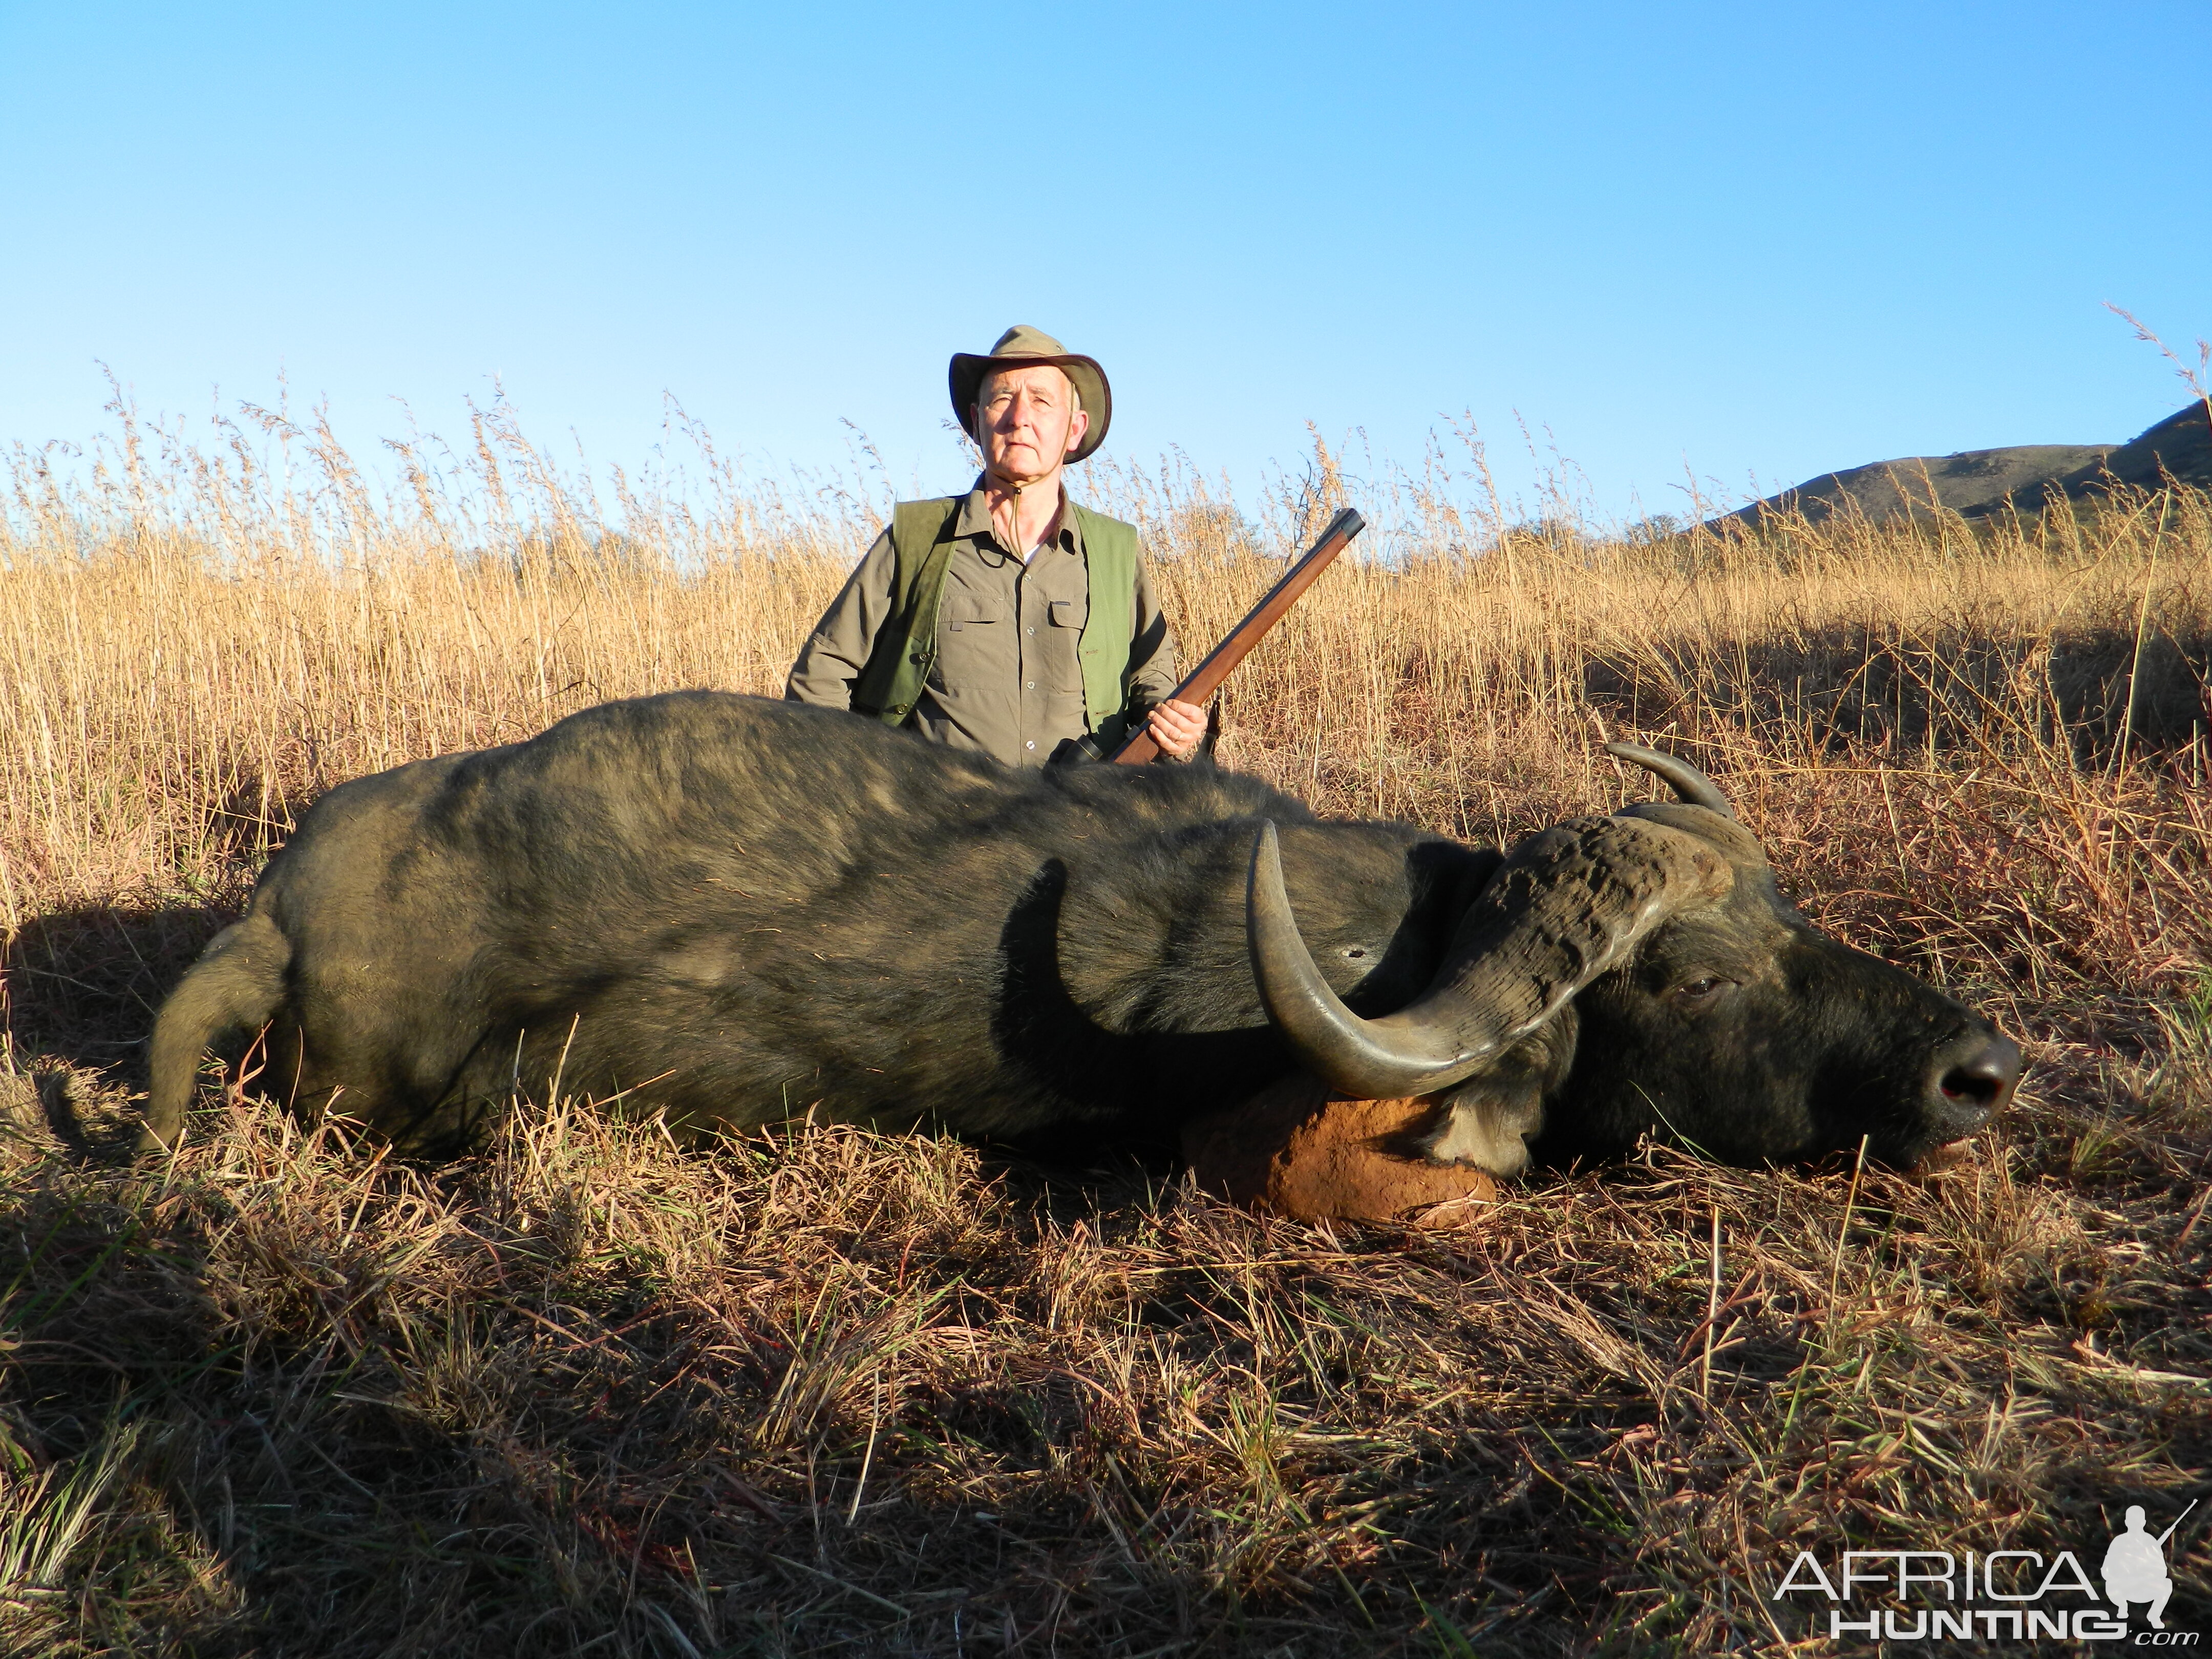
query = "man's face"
xmin=974 ymin=365 xmax=1087 ymax=486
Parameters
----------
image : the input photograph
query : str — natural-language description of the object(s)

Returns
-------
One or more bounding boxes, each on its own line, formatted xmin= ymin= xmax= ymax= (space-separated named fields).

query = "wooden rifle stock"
xmin=1108 ymin=506 xmax=1367 ymax=764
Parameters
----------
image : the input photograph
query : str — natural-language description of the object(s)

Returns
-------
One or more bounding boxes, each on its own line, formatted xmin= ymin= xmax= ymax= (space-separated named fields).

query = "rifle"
xmin=1102 ymin=506 xmax=1367 ymax=764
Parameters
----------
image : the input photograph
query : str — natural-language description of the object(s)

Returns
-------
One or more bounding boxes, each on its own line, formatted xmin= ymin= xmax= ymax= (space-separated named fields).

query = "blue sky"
xmin=3 ymin=1 xmax=2206 ymax=523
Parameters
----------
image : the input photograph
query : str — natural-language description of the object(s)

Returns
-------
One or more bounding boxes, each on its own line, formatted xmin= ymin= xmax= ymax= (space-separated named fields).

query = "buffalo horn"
xmin=1248 ymin=814 xmax=1736 ymax=1100
xmin=1247 ymin=821 xmax=1487 ymax=1098
xmin=1605 ymin=742 xmax=1737 ymax=819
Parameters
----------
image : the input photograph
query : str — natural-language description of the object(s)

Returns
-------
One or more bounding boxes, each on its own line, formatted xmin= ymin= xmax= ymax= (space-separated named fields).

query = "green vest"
xmin=850 ymin=497 xmax=1143 ymax=748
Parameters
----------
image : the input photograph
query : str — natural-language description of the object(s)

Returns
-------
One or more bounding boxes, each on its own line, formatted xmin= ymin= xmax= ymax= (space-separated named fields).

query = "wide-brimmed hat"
xmin=949 ymin=325 xmax=1112 ymax=463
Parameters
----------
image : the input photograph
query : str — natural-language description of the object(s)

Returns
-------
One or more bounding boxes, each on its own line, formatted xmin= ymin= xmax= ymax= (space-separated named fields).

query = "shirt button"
xmin=1026 ymin=681 xmax=1035 ymax=690
xmin=1026 ymin=740 xmax=1036 ymax=750
xmin=1026 ymin=626 xmax=1035 ymax=635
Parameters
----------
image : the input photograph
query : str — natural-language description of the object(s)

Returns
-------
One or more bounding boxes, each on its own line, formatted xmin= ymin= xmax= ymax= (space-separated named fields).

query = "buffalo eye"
xmin=1343 ymin=947 xmax=1367 ymax=960
xmin=1669 ymin=975 xmax=1729 ymax=1004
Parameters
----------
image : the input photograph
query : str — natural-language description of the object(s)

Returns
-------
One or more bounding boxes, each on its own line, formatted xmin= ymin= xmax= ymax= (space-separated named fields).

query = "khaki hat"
xmin=949 ymin=325 xmax=1112 ymax=463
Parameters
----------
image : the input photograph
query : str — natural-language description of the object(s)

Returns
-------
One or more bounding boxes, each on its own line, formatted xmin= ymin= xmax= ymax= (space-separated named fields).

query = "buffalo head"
xmin=1247 ymin=743 xmax=2019 ymax=1176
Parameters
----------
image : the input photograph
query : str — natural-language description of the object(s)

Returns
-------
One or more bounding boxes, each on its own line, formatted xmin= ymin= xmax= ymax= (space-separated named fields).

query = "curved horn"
xmin=1605 ymin=742 xmax=1737 ymax=819
xmin=1249 ymin=816 xmax=1736 ymax=1099
xmin=1248 ymin=821 xmax=1486 ymax=1097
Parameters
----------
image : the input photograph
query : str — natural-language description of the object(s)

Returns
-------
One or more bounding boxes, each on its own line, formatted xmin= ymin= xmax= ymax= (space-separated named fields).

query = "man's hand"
xmin=1146 ymin=698 xmax=1208 ymax=760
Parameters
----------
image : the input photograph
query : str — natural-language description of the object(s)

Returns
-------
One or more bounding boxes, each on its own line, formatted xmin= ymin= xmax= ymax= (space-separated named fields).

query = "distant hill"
xmin=1728 ymin=402 xmax=2212 ymax=526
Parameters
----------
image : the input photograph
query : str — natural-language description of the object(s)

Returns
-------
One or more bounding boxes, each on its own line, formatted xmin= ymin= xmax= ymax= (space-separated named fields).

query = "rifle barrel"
xmin=1110 ymin=506 xmax=1367 ymax=764
xmin=2154 ymin=1497 xmax=2198 ymax=1546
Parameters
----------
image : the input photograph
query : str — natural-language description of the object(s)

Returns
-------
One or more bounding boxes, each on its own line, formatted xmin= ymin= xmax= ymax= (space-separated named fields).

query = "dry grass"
xmin=2 ymin=397 xmax=2209 ymax=1655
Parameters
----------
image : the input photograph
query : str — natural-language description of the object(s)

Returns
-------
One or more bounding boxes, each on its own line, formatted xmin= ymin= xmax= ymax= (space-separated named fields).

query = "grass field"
xmin=2 ymin=399 xmax=2209 ymax=1655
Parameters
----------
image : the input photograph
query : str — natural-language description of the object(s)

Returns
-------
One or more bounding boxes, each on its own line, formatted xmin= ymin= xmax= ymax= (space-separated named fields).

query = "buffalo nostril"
xmin=1941 ymin=1066 xmax=2002 ymax=1109
xmin=1932 ymin=1032 xmax=2021 ymax=1121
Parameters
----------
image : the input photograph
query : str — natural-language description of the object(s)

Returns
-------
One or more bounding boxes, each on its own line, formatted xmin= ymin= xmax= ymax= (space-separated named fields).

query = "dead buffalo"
xmin=141 ymin=691 xmax=2018 ymax=1174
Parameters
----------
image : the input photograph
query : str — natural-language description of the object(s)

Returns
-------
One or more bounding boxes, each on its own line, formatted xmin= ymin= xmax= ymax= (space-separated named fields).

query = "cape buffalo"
xmin=141 ymin=691 xmax=2018 ymax=1174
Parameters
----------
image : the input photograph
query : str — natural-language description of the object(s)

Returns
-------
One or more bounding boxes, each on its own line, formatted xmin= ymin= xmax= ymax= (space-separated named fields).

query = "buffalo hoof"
xmin=1182 ymin=1071 xmax=1498 ymax=1228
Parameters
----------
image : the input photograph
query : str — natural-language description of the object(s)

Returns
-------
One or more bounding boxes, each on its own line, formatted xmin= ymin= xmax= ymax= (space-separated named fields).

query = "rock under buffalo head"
xmin=1248 ymin=743 xmax=2020 ymax=1176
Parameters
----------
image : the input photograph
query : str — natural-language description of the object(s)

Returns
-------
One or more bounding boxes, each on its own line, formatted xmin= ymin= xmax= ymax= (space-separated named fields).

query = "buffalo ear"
xmin=1412 ymin=1010 xmax=1574 ymax=1177
xmin=1416 ymin=1082 xmax=1542 ymax=1177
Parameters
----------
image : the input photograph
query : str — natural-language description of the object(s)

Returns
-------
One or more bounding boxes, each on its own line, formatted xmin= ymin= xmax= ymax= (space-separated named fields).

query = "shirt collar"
xmin=953 ymin=476 xmax=1083 ymax=558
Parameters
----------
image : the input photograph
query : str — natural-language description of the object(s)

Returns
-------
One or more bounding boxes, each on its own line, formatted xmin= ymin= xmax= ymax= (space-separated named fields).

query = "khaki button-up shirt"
xmin=784 ymin=482 xmax=1179 ymax=768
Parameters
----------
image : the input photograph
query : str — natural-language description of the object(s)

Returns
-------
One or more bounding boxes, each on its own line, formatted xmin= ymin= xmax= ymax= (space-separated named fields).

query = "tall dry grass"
xmin=1 ymin=396 xmax=2208 ymax=1655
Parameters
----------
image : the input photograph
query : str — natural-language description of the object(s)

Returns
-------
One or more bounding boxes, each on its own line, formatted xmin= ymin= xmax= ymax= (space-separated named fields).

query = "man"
xmin=785 ymin=326 xmax=1207 ymax=766
xmin=2102 ymin=1505 xmax=2174 ymax=1629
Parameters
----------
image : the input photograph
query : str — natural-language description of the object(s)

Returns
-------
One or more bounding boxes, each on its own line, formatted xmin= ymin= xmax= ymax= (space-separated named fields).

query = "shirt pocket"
xmin=944 ymin=591 xmax=1006 ymax=632
xmin=1043 ymin=594 xmax=1090 ymax=696
xmin=928 ymin=589 xmax=1005 ymax=692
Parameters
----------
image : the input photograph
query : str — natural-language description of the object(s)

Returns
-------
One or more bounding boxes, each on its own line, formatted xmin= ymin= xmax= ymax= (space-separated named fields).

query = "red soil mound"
xmin=1182 ymin=1072 xmax=1497 ymax=1227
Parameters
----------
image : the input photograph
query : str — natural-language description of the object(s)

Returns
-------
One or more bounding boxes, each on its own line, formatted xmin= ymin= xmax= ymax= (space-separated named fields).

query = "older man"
xmin=785 ymin=326 xmax=1207 ymax=765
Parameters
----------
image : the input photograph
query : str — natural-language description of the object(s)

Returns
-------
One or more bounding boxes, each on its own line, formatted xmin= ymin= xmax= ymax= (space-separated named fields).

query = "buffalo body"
xmin=143 ymin=692 xmax=2016 ymax=1173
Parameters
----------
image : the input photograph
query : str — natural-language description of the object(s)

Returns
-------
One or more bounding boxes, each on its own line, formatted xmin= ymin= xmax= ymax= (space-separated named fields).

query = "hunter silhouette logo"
xmin=1772 ymin=1498 xmax=2200 ymax=1644
xmin=2105 ymin=1502 xmax=2194 ymax=1631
